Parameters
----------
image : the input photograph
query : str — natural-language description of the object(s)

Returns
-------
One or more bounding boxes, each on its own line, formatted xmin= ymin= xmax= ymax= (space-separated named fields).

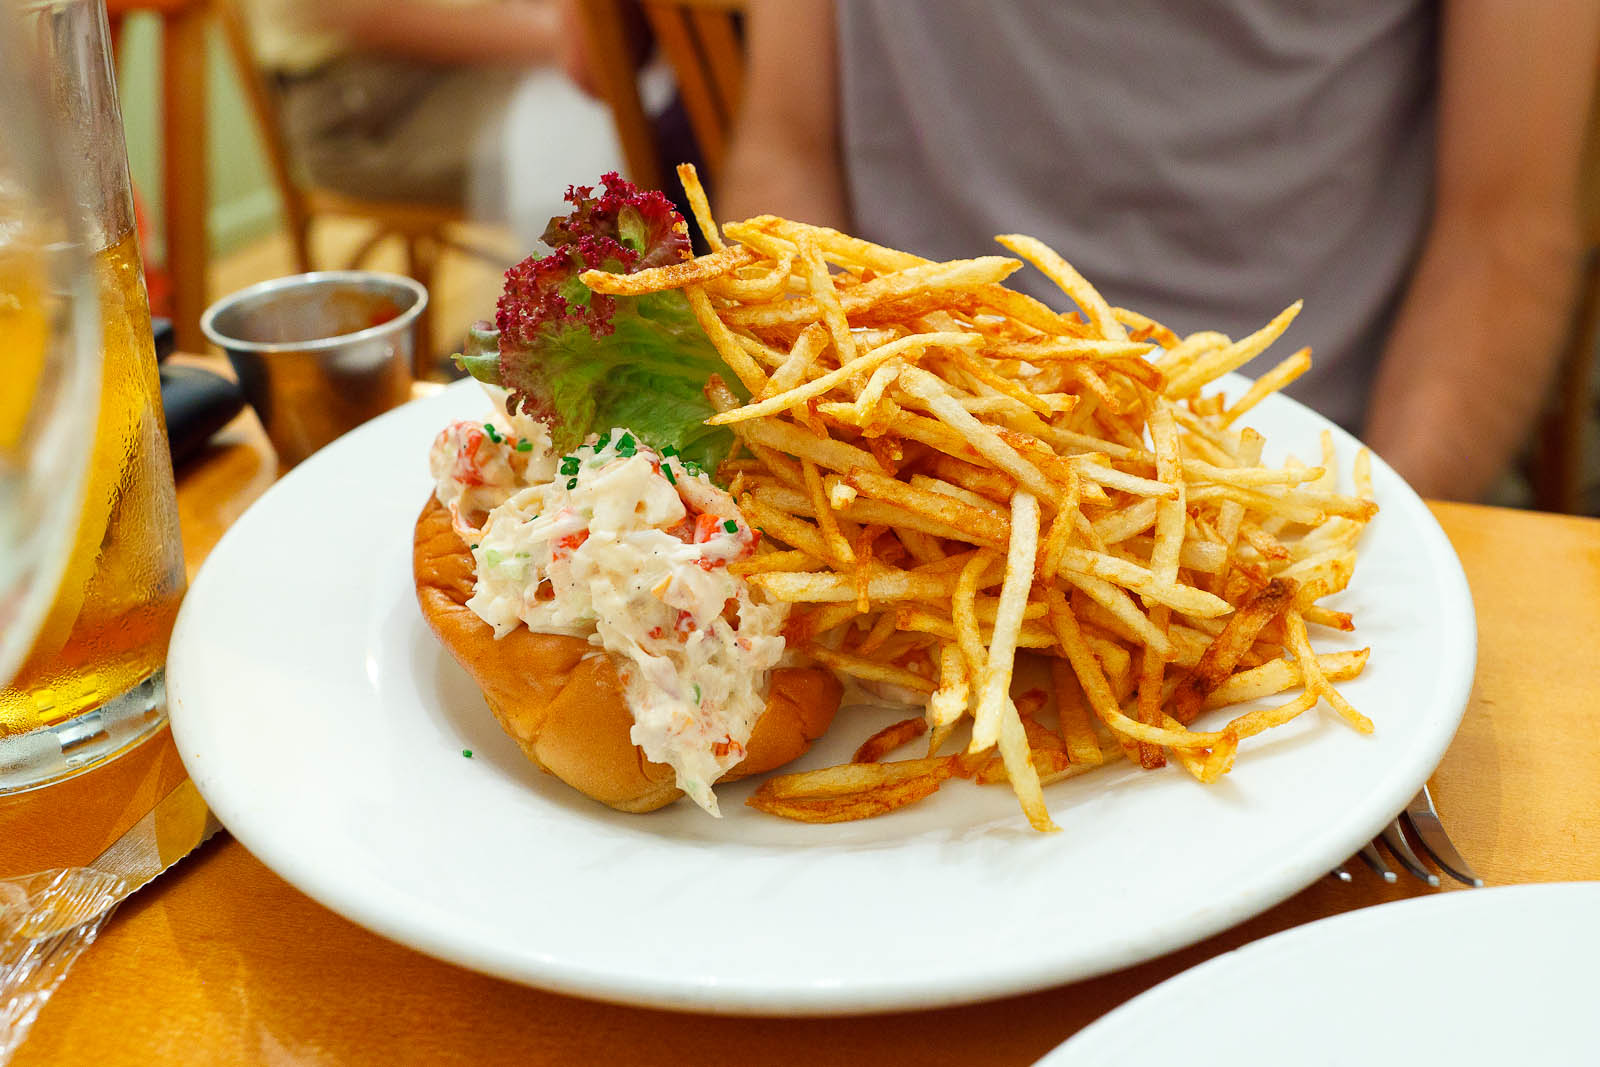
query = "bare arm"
xmin=719 ymin=0 xmax=848 ymax=227
xmin=1363 ymin=0 xmax=1599 ymax=501
xmin=319 ymin=0 xmax=562 ymax=68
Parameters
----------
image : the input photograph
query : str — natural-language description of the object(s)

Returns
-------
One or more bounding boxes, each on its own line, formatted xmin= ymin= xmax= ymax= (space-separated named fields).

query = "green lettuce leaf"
xmin=457 ymin=173 xmax=746 ymax=477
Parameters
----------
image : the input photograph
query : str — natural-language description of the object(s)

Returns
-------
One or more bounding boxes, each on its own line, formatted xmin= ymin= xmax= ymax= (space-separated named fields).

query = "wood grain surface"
xmin=4 ymin=384 xmax=1597 ymax=1066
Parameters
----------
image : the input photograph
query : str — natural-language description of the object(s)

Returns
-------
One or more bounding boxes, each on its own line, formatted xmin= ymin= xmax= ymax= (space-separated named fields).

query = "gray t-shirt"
xmin=838 ymin=0 xmax=1437 ymax=431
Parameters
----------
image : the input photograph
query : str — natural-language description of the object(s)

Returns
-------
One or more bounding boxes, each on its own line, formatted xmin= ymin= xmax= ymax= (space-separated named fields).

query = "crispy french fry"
xmin=727 ymin=549 xmax=821 ymax=576
xmin=852 ymin=523 xmax=885 ymax=613
xmin=1220 ymin=347 xmax=1311 ymax=427
xmin=750 ymin=568 xmax=959 ymax=604
xmin=854 ymin=608 xmax=900 ymax=656
xmin=806 ymin=644 xmax=938 ymax=695
xmin=740 ymin=215 xmax=928 ymax=273
xmin=1171 ymin=578 xmax=1298 ymax=723
xmin=1050 ymin=657 xmax=1104 ymax=767
xmin=1283 ymin=608 xmax=1374 ymax=733
xmin=1055 ymin=547 xmax=1232 ymax=617
xmin=988 ymin=337 xmax=1156 ymax=362
xmin=894 ymin=607 xmax=1057 ymax=650
xmin=896 ymin=366 xmax=1057 ymax=499
xmin=928 ymin=641 xmax=972 ymax=734
xmin=846 ymin=467 xmax=1012 ymax=546
xmin=709 ymin=386 xmax=886 ymax=477
xmin=1202 ymin=648 xmax=1369 ymax=709
xmin=1044 ymin=587 xmax=1227 ymax=749
xmin=970 ymin=493 xmax=1040 ymax=752
xmin=759 ymin=322 xmax=830 ymax=400
xmin=688 ymin=296 xmax=768 ymax=394
xmin=795 ymin=231 xmax=859 ymax=365
xmin=580 ymin=245 xmax=755 ymax=295
xmin=1112 ymin=306 xmax=1180 ymax=347
xmin=1135 ymin=604 xmax=1171 ymax=770
xmin=998 ymin=695 xmax=1058 ymax=831
xmin=740 ymin=491 xmax=846 ymax=566
xmin=1164 ymin=301 xmax=1303 ymax=399
xmin=952 ymin=550 xmax=996 ymax=677
xmin=712 ymin=254 xmax=795 ymax=302
xmin=676 ymin=162 xmax=724 ymax=251
xmin=783 ymin=602 xmax=863 ymax=644
xmin=710 ymin=332 xmax=979 ymax=425
xmin=802 ymin=458 xmax=854 ymax=564
xmin=757 ymin=482 xmax=998 ymax=545
xmin=853 ymin=716 xmax=929 ymax=763
xmin=994 ymin=234 xmax=1127 ymax=341
xmin=721 ymin=257 xmax=1023 ymax=328
xmin=1062 ymin=572 xmax=1173 ymax=657
xmin=747 ymin=758 xmax=956 ymax=823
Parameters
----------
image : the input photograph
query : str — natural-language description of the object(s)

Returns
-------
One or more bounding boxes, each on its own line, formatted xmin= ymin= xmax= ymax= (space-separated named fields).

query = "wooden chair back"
xmin=577 ymin=0 xmax=745 ymax=192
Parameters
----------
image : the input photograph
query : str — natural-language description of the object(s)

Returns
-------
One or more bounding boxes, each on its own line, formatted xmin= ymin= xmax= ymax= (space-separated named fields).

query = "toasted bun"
xmin=413 ymin=497 xmax=841 ymax=812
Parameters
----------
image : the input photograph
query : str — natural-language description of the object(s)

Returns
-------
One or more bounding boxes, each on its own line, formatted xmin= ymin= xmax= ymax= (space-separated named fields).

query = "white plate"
xmin=1039 ymin=883 xmax=1600 ymax=1065
xmin=167 ymin=378 xmax=1475 ymax=1015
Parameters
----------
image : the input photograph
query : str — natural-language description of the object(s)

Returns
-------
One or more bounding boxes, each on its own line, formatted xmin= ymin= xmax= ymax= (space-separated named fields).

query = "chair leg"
xmin=405 ymin=234 xmax=440 ymax=380
xmin=289 ymin=209 xmax=313 ymax=274
xmin=346 ymin=224 xmax=391 ymax=271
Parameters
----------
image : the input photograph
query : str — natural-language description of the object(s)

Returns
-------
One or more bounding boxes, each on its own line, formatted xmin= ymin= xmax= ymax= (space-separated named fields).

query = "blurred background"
xmin=108 ymin=0 xmax=1600 ymax=515
xmin=112 ymin=0 xmax=624 ymax=371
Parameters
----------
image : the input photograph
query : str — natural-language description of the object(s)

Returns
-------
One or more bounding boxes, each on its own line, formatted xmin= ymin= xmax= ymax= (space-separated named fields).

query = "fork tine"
xmin=1357 ymin=842 xmax=1398 ymax=884
xmin=1379 ymin=820 xmax=1440 ymax=887
xmin=1404 ymin=786 xmax=1485 ymax=888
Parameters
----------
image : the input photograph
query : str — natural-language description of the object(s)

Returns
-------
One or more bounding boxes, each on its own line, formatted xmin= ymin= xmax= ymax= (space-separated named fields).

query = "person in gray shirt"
xmin=719 ymin=0 xmax=1599 ymax=502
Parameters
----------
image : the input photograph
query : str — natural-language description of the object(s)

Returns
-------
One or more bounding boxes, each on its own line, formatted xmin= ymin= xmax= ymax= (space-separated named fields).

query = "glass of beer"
xmin=0 ymin=31 xmax=100 ymax=692
xmin=0 ymin=0 xmax=187 ymax=793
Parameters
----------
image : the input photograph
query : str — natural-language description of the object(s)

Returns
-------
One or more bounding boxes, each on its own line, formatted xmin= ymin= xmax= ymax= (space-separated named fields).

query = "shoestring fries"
xmin=589 ymin=165 xmax=1378 ymax=831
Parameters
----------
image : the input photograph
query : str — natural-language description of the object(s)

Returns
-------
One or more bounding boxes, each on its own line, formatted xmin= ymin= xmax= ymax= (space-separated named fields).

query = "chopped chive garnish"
xmin=661 ymin=445 xmax=678 ymax=456
xmin=559 ymin=456 xmax=580 ymax=475
xmin=662 ymin=464 xmax=676 ymax=484
xmin=618 ymin=433 xmax=635 ymax=450
xmin=594 ymin=431 xmax=611 ymax=450
xmin=483 ymin=423 xmax=502 ymax=443
xmin=692 ymin=684 xmax=702 ymax=703
xmin=462 ymin=749 xmax=473 ymax=758
xmin=516 ymin=439 xmax=533 ymax=452
xmin=723 ymin=519 xmax=738 ymax=533
xmin=469 ymin=543 xmax=478 ymax=550
xmin=566 ymin=478 xmax=578 ymax=490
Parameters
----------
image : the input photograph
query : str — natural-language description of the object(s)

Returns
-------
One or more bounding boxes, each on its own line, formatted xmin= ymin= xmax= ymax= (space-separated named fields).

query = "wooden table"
xmin=5 ymin=396 xmax=1599 ymax=1066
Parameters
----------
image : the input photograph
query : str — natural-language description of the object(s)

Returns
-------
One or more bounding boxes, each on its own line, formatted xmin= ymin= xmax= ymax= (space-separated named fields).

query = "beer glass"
xmin=0 ymin=0 xmax=187 ymax=793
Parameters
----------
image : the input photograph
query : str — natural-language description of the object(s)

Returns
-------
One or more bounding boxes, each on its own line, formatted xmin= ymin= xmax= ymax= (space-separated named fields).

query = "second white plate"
xmin=1041 ymin=883 xmax=1600 ymax=1065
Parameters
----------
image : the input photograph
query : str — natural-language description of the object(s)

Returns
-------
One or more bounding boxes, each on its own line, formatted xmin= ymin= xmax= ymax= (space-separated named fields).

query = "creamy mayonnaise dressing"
xmin=429 ymin=414 xmax=788 ymax=815
xmin=428 ymin=398 xmax=556 ymax=537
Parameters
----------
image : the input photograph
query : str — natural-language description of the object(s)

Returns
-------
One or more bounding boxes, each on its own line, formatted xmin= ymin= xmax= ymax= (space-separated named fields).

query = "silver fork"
xmin=1331 ymin=784 xmax=1484 ymax=888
